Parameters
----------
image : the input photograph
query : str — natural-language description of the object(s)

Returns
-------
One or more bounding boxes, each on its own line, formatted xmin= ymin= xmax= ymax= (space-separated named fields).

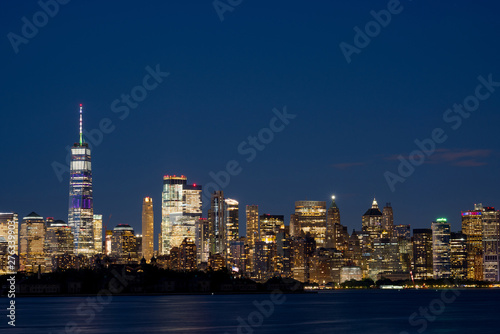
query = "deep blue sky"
xmin=1 ymin=0 xmax=500 ymax=241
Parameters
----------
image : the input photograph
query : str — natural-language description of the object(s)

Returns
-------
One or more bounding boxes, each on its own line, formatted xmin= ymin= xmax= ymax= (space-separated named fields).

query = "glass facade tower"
xmin=68 ymin=105 xmax=94 ymax=255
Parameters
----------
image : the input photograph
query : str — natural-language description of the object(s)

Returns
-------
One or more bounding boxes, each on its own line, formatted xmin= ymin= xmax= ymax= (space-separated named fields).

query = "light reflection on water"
xmin=2 ymin=289 xmax=499 ymax=334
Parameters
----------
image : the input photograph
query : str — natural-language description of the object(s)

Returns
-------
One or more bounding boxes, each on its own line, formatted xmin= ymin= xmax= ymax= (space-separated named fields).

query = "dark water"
xmin=2 ymin=289 xmax=499 ymax=333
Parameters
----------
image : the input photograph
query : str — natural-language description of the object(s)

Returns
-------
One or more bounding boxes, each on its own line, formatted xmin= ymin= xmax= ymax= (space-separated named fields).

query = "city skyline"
xmin=2 ymin=1 xmax=500 ymax=241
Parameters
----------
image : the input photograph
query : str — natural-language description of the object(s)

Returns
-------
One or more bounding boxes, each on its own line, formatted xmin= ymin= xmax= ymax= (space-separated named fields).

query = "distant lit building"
xmin=260 ymin=214 xmax=283 ymax=236
xmin=462 ymin=204 xmax=484 ymax=280
xmin=382 ymin=203 xmax=394 ymax=237
xmin=208 ymin=191 xmax=226 ymax=258
xmin=195 ymin=218 xmax=210 ymax=264
xmin=68 ymin=105 xmax=94 ymax=256
xmin=362 ymin=198 xmax=383 ymax=244
xmin=340 ymin=266 xmax=362 ymax=283
xmin=225 ymin=198 xmax=239 ymax=265
xmin=0 ymin=213 xmax=18 ymax=256
xmin=246 ymin=205 xmax=259 ymax=247
xmin=294 ymin=201 xmax=327 ymax=248
xmin=292 ymin=232 xmax=316 ymax=282
xmin=432 ymin=218 xmax=451 ymax=279
xmin=326 ymin=196 xmax=348 ymax=251
xmin=369 ymin=237 xmax=401 ymax=280
xmin=450 ymin=232 xmax=467 ymax=280
xmin=161 ymin=175 xmax=201 ymax=254
xmin=105 ymin=230 xmax=113 ymax=256
xmin=482 ymin=207 xmax=500 ymax=282
xmin=142 ymin=197 xmax=154 ymax=261
xmin=413 ymin=228 xmax=433 ymax=280
xmin=93 ymin=214 xmax=103 ymax=254
xmin=246 ymin=205 xmax=259 ymax=272
xmin=229 ymin=238 xmax=247 ymax=273
xmin=111 ymin=224 xmax=138 ymax=264
xmin=276 ymin=226 xmax=292 ymax=278
xmin=393 ymin=225 xmax=412 ymax=272
xmin=310 ymin=248 xmax=344 ymax=284
xmin=20 ymin=212 xmax=46 ymax=273
xmin=45 ymin=219 xmax=74 ymax=271
xmin=254 ymin=237 xmax=277 ymax=282
xmin=179 ymin=238 xmax=197 ymax=270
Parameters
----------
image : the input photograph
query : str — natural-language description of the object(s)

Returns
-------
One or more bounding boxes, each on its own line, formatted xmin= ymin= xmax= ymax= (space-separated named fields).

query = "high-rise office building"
xmin=450 ymin=232 xmax=467 ymax=280
xmin=225 ymin=199 xmax=239 ymax=248
xmin=482 ymin=206 xmax=500 ymax=282
xmin=462 ymin=204 xmax=484 ymax=280
xmin=382 ymin=203 xmax=394 ymax=237
xmin=208 ymin=191 xmax=226 ymax=258
xmin=369 ymin=237 xmax=401 ymax=280
xmin=20 ymin=212 xmax=46 ymax=273
xmin=0 ymin=213 xmax=18 ymax=256
xmin=68 ymin=104 xmax=94 ymax=255
xmin=93 ymin=214 xmax=103 ymax=254
xmin=111 ymin=224 xmax=138 ymax=264
xmin=45 ymin=219 xmax=74 ymax=271
xmin=161 ymin=175 xmax=202 ymax=254
xmin=326 ymin=196 xmax=340 ymax=249
xmin=326 ymin=196 xmax=348 ymax=251
xmin=432 ymin=218 xmax=451 ymax=279
xmin=260 ymin=214 xmax=284 ymax=236
xmin=246 ymin=205 xmax=259 ymax=247
xmin=413 ymin=228 xmax=433 ymax=280
xmin=195 ymin=218 xmax=210 ymax=264
xmin=294 ymin=201 xmax=327 ymax=248
xmin=362 ymin=198 xmax=383 ymax=243
xmin=393 ymin=224 xmax=412 ymax=273
xmin=142 ymin=197 xmax=154 ymax=261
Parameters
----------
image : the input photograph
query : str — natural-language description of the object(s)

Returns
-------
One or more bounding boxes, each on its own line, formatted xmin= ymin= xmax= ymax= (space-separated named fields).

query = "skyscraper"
xmin=432 ymin=218 xmax=451 ymax=279
xmin=260 ymin=214 xmax=284 ymax=236
xmin=326 ymin=196 xmax=348 ymax=251
xmin=45 ymin=219 xmax=74 ymax=272
xmin=111 ymin=224 xmax=138 ymax=264
xmin=246 ymin=205 xmax=259 ymax=248
xmin=68 ymin=104 xmax=94 ymax=255
xmin=246 ymin=205 xmax=259 ymax=273
xmin=93 ymin=214 xmax=103 ymax=254
xmin=462 ymin=204 xmax=484 ymax=281
xmin=20 ymin=212 xmax=46 ymax=273
xmin=142 ymin=197 xmax=154 ymax=261
xmin=294 ymin=201 xmax=327 ymax=248
xmin=208 ymin=191 xmax=225 ymax=258
xmin=161 ymin=175 xmax=202 ymax=254
xmin=482 ymin=206 xmax=500 ymax=282
xmin=225 ymin=198 xmax=239 ymax=265
xmin=450 ymin=232 xmax=467 ymax=280
xmin=0 ymin=213 xmax=18 ymax=256
xmin=413 ymin=228 xmax=433 ymax=280
xmin=362 ymin=198 xmax=383 ymax=243
xmin=382 ymin=203 xmax=394 ymax=237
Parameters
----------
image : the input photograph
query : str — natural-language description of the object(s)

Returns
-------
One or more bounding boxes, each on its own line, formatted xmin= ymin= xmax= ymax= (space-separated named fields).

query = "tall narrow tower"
xmin=68 ymin=104 xmax=94 ymax=255
xmin=142 ymin=197 xmax=154 ymax=261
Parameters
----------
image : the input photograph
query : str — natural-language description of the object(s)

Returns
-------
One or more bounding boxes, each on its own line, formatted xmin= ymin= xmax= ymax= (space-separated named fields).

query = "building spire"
xmin=79 ymin=104 xmax=83 ymax=145
xmin=372 ymin=197 xmax=378 ymax=209
xmin=330 ymin=195 xmax=338 ymax=209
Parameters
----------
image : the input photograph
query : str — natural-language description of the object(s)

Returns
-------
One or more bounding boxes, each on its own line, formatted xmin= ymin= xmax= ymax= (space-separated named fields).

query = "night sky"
xmin=1 ymin=0 xmax=500 ymax=241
